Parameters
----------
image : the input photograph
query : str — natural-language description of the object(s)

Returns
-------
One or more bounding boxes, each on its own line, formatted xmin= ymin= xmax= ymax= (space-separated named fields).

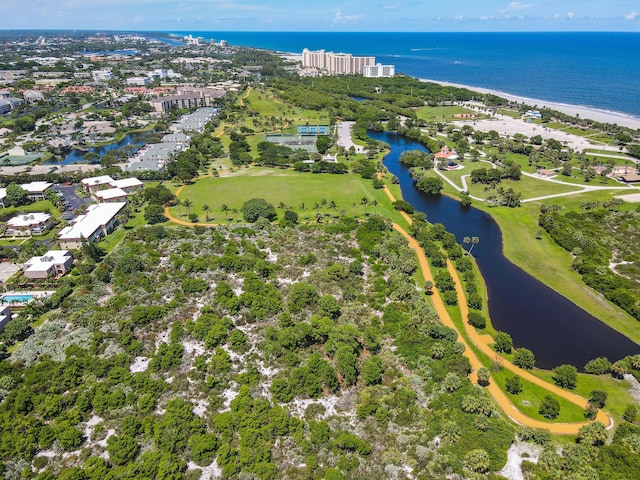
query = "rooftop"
xmin=58 ymin=203 xmax=126 ymax=241
xmin=7 ymin=212 xmax=51 ymax=227
xmin=81 ymin=175 xmax=115 ymax=187
xmin=95 ymin=188 xmax=128 ymax=200
xmin=24 ymin=250 xmax=71 ymax=273
xmin=20 ymin=181 xmax=52 ymax=194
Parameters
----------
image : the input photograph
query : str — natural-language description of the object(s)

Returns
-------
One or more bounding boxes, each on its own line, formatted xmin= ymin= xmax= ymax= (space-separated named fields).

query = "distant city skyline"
xmin=3 ymin=1 xmax=640 ymax=32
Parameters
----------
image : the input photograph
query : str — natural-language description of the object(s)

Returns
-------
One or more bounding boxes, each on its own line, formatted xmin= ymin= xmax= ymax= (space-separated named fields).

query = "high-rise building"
xmin=302 ymin=48 xmax=377 ymax=75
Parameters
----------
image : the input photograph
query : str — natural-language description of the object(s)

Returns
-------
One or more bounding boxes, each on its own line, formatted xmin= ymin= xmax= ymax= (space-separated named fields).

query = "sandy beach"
xmin=420 ymin=78 xmax=640 ymax=130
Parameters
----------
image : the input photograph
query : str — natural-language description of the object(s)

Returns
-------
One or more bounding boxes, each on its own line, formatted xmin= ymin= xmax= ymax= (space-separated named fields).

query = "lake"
xmin=47 ymin=132 xmax=147 ymax=165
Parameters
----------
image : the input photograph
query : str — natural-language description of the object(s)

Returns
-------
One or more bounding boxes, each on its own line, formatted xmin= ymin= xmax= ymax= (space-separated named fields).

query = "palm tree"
xmin=352 ymin=202 xmax=357 ymax=216
xmin=176 ymin=198 xmax=182 ymax=217
xmin=202 ymin=204 xmax=210 ymax=221
xmin=221 ymin=203 xmax=229 ymax=214
xmin=463 ymin=236 xmax=471 ymax=252
xmin=182 ymin=199 xmax=193 ymax=217
xmin=360 ymin=197 xmax=369 ymax=215
xmin=328 ymin=200 xmax=337 ymax=213
xmin=371 ymin=199 xmax=378 ymax=211
xmin=469 ymin=236 xmax=480 ymax=254
xmin=300 ymin=202 xmax=306 ymax=211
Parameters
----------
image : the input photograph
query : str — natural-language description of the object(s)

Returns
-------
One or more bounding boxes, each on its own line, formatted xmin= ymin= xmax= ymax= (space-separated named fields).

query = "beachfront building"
xmin=6 ymin=213 xmax=52 ymax=236
xmin=363 ymin=64 xmax=395 ymax=78
xmin=20 ymin=181 xmax=52 ymax=201
xmin=23 ymin=90 xmax=45 ymax=103
xmin=58 ymin=202 xmax=126 ymax=249
xmin=23 ymin=250 xmax=73 ymax=280
xmin=302 ymin=48 xmax=376 ymax=75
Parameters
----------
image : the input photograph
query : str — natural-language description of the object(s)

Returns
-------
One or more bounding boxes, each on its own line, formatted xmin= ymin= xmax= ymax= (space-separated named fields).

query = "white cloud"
xmin=567 ymin=11 xmax=575 ymax=19
xmin=454 ymin=15 xmax=464 ymax=20
xmin=624 ymin=11 xmax=638 ymax=20
xmin=333 ymin=11 xmax=363 ymax=24
xmin=506 ymin=2 xmax=534 ymax=11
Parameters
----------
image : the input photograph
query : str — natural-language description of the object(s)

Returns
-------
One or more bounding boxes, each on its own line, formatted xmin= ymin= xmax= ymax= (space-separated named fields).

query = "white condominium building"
xmin=363 ymin=64 xmax=396 ymax=78
xmin=302 ymin=48 xmax=376 ymax=75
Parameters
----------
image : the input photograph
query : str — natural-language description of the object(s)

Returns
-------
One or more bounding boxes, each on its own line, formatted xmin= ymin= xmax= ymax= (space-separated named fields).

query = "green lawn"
xmin=416 ymin=105 xmax=480 ymax=122
xmin=169 ymin=169 xmax=407 ymax=226
xmin=529 ymin=369 xmax=637 ymax=426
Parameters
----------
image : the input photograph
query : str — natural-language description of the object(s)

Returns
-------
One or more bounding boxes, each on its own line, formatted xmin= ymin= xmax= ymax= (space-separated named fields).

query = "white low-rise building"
xmin=23 ymin=250 xmax=73 ymax=279
xmin=81 ymin=175 xmax=115 ymax=194
xmin=58 ymin=202 xmax=126 ymax=249
xmin=94 ymin=188 xmax=129 ymax=203
xmin=20 ymin=181 xmax=52 ymax=201
xmin=109 ymin=177 xmax=143 ymax=193
xmin=6 ymin=212 xmax=52 ymax=236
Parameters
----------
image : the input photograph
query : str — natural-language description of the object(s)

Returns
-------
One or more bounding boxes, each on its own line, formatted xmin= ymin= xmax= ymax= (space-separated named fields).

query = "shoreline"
xmin=418 ymin=77 xmax=640 ymax=130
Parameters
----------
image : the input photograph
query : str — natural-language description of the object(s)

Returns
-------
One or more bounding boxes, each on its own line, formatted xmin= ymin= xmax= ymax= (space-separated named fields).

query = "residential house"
xmin=80 ymin=175 xmax=115 ymax=194
xmin=94 ymin=188 xmax=129 ymax=203
xmin=23 ymin=250 xmax=73 ymax=279
xmin=57 ymin=202 xmax=126 ymax=249
xmin=20 ymin=181 xmax=52 ymax=201
xmin=6 ymin=213 xmax=52 ymax=236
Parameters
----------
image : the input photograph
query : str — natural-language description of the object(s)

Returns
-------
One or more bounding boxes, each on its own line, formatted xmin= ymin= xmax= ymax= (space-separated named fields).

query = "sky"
xmin=4 ymin=0 xmax=640 ymax=32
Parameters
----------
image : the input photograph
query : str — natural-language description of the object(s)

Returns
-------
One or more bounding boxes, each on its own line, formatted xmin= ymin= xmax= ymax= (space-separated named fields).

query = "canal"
xmin=369 ymin=130 xmax=640 ymax=369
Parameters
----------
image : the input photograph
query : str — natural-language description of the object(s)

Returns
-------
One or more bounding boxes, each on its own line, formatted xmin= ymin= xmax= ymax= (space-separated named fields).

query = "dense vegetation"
xmin=539 ymin=204 xmax=640 ymax=321
xmin=0 ymin=219 xmax=516 ymax=479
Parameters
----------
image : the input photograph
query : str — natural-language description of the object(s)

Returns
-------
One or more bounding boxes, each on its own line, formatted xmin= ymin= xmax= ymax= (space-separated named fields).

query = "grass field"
xmin=168 ymin=169 xmax=407 ymax=226
xmin=416 ymin=105 xmax=480 ymax=122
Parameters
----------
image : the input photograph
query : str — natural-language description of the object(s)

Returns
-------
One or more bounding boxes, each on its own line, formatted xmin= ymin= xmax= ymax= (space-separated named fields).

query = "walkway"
xmin=380 ymin=179 xmax=612 ymax=434
xmin=432 ymin=162 xmax=639 ymax=204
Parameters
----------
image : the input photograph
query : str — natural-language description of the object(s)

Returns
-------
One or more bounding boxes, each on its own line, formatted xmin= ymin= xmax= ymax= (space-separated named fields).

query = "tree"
xmin=513 ymin=348 xmax=535 ymax=369
xmin=469 ymin=236 xmax=479 ymax=253
xmin=182 ymin=199 xmax=193 ymax=217
xmin=360 ymin=197 xmax=369 ymax=215
xmin=477 ymin=367 xmax=490 ymax=386
xmin=577 ymin=422 xmax=607 ymax=446
xmin=494 ymin=332 xmax=513 ymax=354
xmin=361 ymin=356 xmax=383 ymax=385
xmin=316 ymin=135 xmax=331 ymax=154
xmin=467 ymin=312 xmax=486 ymax=329
xmin=623 ymin=404 xmax=637 ymax=423
xmin=583 ymin=357 xmax=611 ymax=375
xmin=505 ymin=376 xmax=523 ymax=395
xmin=552 ymin=364 xmax=577 ymax=389
xmin=107 ymin=434 xmax=139 ymax=465
xmin=283 ymin=209 xmax=298 ymax=225
xmin=416 ymin=176 xmax=444 ymax=195
xmin=144 ymin=204 xmax=166 ymax=224
xmin=5 ymin=183 xmax=29 ymax=207
xmin=463 ymin=449 xmax=491 ymax=474
xmin=241 ymin=198 xmax=277 ymax=223
xmin=588 ymin=390 xmax=607 ymax=409
xmin=539 ymin=395 xmax=560 ymax=419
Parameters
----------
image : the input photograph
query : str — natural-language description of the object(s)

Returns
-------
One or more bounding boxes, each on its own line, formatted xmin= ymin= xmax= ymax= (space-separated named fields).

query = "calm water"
xmin=47 ymin=132 xmax=147 ymax=165
xmin=172 ymin=31 xmax=640 ymax=118
xmin=369 ymin=130 xmax=640 ymax=369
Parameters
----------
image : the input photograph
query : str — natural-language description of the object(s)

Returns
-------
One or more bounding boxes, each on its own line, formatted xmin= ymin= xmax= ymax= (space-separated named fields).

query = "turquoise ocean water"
xmin=172 ymin=31 xmax=640 ymax=119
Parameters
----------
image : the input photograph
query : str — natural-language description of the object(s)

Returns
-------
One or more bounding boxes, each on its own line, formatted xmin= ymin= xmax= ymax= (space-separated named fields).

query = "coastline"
xmin=419 ymin=77 xmax=640 ymax=130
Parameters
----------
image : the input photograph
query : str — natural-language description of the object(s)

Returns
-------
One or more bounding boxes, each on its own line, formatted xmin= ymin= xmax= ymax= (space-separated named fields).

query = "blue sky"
xmin=5 ymin=1 xmax=640 ymax=32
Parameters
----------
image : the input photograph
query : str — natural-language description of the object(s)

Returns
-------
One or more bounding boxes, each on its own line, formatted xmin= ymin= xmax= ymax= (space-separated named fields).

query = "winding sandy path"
xmin=380 ymin=179 xmax=612 ymax=434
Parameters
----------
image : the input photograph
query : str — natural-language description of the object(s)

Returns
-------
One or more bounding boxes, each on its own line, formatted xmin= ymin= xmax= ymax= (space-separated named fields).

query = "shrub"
xmin=539 ymin=396 xmax=560 ymax=419
xmin=505 ymin=376 xmax=523 ymax=395
xmin=468 ymin=311 xmax=486 ymax=329
xmin=583 ymin=356 xmax=611 ymax=375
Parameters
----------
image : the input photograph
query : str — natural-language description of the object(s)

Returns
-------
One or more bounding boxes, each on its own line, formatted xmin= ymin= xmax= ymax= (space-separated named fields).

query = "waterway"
xmin=46 ymin=132 xmax=147 ymax=165
xmin=369 ymin=130 xmax=640 ymax=370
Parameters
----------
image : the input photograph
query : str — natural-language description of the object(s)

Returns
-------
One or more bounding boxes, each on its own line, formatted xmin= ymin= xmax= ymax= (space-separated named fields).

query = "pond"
xmin=369 ymin=130 xmax=640 ymax=369
xmin=47 ymin=132 xmax=148 ymax=165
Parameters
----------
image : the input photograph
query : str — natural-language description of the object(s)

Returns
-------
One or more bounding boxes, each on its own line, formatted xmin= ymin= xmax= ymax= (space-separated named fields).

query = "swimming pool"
xmin=1 ymin=294 xmax=35 ymax=303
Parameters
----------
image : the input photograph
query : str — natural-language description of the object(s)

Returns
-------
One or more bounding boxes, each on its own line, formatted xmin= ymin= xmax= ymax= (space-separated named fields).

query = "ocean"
xmin=171 ymin=31 xmax=640 ymax=119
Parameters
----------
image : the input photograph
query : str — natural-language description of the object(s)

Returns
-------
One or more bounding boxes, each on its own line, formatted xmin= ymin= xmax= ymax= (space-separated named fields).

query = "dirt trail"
xmin=381 ymin=180 xmax=611 ymax=434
